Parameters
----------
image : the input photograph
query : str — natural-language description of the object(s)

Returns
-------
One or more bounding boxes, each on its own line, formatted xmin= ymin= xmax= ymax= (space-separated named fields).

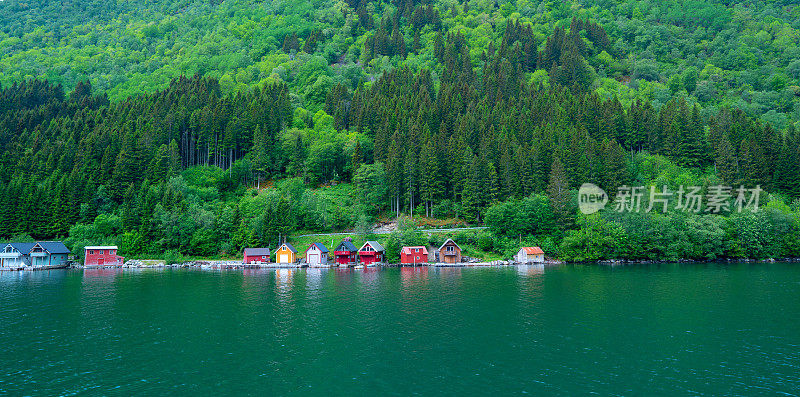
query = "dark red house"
xmin=401 ymin=246 xmax=428 ymax=265
xmin=358 ymin=241 xmax=385 ymax=266
xmin=84 ymin=246 xmax=124 ymax=267
xmin=243 ymin=247 xmax=271 ymax=264
xmin=333 ymin=239 xmax=358 ymax=266
xmin=400 ymin=246 xmax=428 ymax=265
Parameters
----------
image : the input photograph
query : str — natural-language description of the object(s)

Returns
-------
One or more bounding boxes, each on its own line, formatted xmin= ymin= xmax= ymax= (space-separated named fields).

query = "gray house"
xmin=0 ymin=241 xmax=70 ymax=269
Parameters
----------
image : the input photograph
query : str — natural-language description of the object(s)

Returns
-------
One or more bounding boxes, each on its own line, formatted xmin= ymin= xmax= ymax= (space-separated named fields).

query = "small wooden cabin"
xmin=514 ymin=247 xmax=545 ymax=263
xmin=275 ymin=243 xmax=298 ymax=264
xmin=305 ymin=243 xmax=329 ymax=266
xmin=84 ymin=246 xmax=124 ymax=267
xmin=437 ymin=239 xmax=462 ymax=264
xmin=358 ymin=241 xmax=385 ymax=265
xmin=333 ymin=239 xmax=358 ymax=265
xmin=243 ymin=247 xmax=270 ymax=264
xmin=401 ymin=246 xmax=428 ymax=265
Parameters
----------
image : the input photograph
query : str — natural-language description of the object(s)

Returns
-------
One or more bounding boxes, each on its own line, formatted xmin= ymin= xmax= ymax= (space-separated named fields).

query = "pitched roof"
xmin=307 ymin=243 xmax=328 ymax=253
xmin=279 ymin=243 xmax=298 ymax=253
xmin=85 ymin=246 xmax=118 ymax=250
xmin=37 ymin=241 xmax=70 ymax=254
xmin=244 ymin=247 xmax=270 ymax=256
xmin=360 ymin=241 xmax=385 ymax=252
xmin=334 ymin=240 xmax=358 ymax=252
xmin=402 ymin=246 xmax=428 ymax=255
xmin=522 ymin=247 xmax=545 ymax=255
xmin=8 ymin=242 xmax=36 ymax=253
xmin=438 ymin=238 xmax=461 ymax=252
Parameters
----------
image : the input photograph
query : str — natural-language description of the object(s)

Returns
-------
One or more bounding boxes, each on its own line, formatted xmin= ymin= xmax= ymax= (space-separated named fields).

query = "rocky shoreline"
xmin=596 ymin=257 xmax=800 ymax=265
xmin=62 ymin=257 xmax=800 ymax=270
xmin=73 ymin=258 xmax=566 ymax=269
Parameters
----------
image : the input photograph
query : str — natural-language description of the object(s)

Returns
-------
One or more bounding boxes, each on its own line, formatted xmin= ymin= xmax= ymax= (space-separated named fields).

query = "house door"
xmin=280 ymin=254 xmax=289 ymax=263
xmin=98 ymin=258 xmax=104 ymax=266
xmin=308 ymin=254 xmax=318 ymax=264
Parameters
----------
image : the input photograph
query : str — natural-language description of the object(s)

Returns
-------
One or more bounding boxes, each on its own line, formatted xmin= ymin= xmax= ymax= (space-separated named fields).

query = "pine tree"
xmin=419 ymin=138 xmax=442 ymax=217
xmin=602 ymin=139 xmax=628 ymax=193
xmin=252 ymin=125 xmax=269 ymax=186
xmin=716 ymin=133 xmax=738 ymax=185
xmin=461 ymin=152 xmax=481 ymax=222
xmin=351 ymin=140 xmax=363 ymax=180
xmin=678 ymin=105 xmax=707 ymax=168
xmin=546 ymin=157 xmax=573 ymax=231
xmin=403 ymin=149 xmax=419 ymax=217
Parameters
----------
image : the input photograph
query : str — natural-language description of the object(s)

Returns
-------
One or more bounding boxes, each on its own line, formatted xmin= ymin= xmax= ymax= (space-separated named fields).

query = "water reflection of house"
xmin=275 ymin=268 xmax=294 ymax=286
xmin=401 ymin=266 xmax=429 ymax=285
xmin=517 ymin=264 xmax=545 ymax=276
xmin=436 ymin=267 xmax=462 ymax=279
xmin=82 ymin=268 xmax=123 ymax=280
xmin=306 ymin=268 xmax=324 ymax=290
xmin=361 ymin=266 xmax=380 ymax=287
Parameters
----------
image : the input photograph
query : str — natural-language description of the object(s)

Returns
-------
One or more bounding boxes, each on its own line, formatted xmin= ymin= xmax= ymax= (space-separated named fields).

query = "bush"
xmin=477 ymin=232 xmax=494 ymax=252
xmin=431 ymin=200 xmax=455 ymax=219
xmin=164 ymin=250 xmax=184 ymax=265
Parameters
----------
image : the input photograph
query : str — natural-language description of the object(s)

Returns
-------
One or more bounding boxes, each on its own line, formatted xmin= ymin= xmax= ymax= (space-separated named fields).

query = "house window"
xmin=100 ymin=250 xmax=104 ymax=255
xmin=446 ymin=246 xmax=454 ymax=252
xmin=89 ymin=250 xmax=94 ymax=255
xmin=262 ymin=256 xmax=266 ymax=259
xmin=110 ymin=250 xmax=115 ymax=255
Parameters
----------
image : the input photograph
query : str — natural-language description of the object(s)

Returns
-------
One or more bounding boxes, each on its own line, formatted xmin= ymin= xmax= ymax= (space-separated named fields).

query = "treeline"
xmin=325 ymin=24 xmax=800 ymax=223
xmin=0 ymin=76 xmax=291 ymax=238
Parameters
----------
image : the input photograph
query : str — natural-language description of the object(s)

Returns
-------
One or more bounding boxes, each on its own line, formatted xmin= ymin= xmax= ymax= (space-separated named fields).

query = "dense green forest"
xmin=1 ymin=0 xmax=799 ymax=262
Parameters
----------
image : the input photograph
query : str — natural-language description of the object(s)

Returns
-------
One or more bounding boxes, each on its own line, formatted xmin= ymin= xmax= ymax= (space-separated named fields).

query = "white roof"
xmin=438 ymin=238 xmax=461 ymax=252
xmin=85 ymin=246 xmax=118 ymax=250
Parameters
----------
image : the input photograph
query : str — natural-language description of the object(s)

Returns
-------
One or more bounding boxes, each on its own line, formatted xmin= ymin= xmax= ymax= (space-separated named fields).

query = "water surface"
xmin=1 ymin=264 xmax=798 ymax=395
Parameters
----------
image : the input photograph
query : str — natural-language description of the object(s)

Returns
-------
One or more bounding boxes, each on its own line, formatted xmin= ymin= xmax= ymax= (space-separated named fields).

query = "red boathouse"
xmin=243 ymin=247 xmax=271 ymax=264
xmin=401 ymin=246 xmax=428 ymax=265
xmin=84 ymin=246 xmax=124 ymax=267
xmin=333 ymin=238 xmax=358 ymax=266
xmin=358 ymin=241 xmax=385 ymax=266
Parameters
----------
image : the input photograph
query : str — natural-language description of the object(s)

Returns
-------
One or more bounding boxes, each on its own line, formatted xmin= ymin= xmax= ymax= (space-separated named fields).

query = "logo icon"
xmin=579 ymin=183 xmax=608 ymax=214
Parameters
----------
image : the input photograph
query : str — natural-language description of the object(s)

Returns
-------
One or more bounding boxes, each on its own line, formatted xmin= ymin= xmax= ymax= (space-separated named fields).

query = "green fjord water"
xmin=1 ymin=264 xmax=798 ymax=395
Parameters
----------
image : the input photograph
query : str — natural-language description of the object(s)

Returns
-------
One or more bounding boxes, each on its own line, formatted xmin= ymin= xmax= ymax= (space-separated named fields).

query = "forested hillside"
xmin=1 ymin=0 xmax=798 ymax=126
xmin=1 ymin=0 xmax=800 ymax=261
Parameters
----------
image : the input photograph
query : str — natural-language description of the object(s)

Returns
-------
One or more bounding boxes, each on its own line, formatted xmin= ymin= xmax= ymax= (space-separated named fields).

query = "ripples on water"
xmin=0 ymin=264 xmax=798 ymax=395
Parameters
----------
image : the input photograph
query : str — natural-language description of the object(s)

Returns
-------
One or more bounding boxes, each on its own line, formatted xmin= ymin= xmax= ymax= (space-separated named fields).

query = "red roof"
xmin=402 ymin=246 xmax=428 ymax=255
xmin=522 ymin=247 xmax=544 ymax=255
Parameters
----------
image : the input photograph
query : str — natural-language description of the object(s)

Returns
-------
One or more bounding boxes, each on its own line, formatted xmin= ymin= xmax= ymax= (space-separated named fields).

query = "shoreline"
xmin=68 ymin=257 xmax=800 ymax=270
xmin=6 ymin=258 xmax=798 ymax=272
